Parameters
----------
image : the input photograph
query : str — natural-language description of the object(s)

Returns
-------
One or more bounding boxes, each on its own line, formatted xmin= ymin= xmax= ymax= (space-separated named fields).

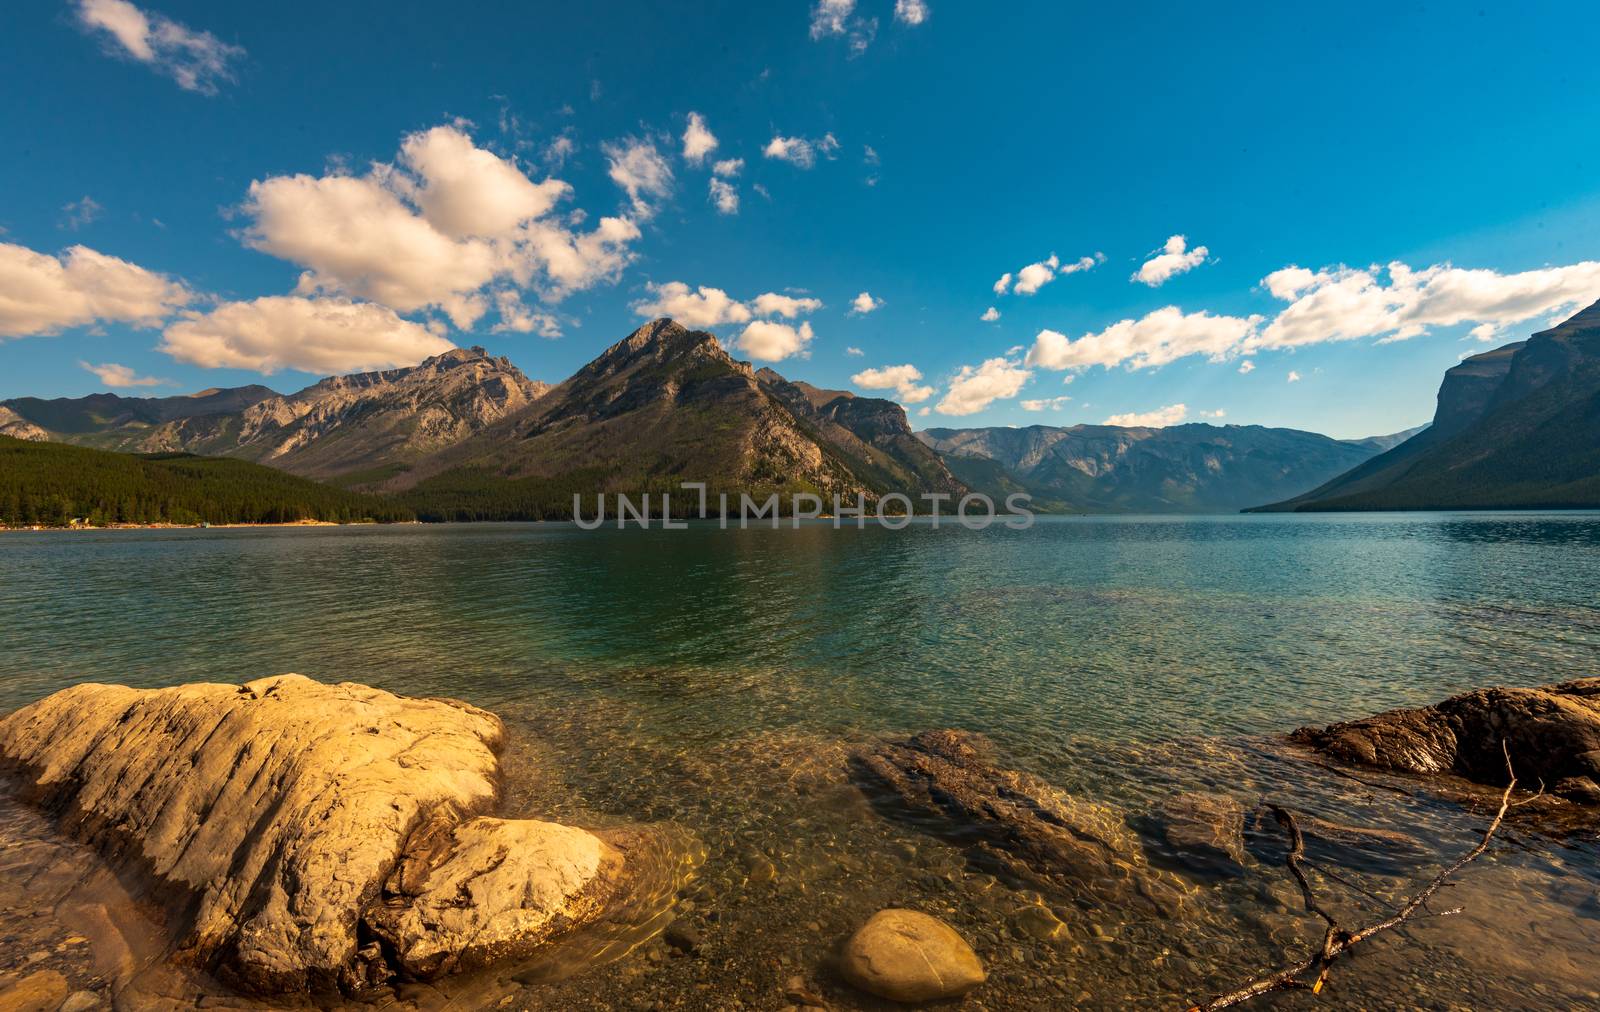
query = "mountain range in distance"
xmin=5 ymin=302 xmax=1599 ymax=519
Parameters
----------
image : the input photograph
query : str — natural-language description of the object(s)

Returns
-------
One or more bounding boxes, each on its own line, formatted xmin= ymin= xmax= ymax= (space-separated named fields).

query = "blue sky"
xmin=5 ymin=1 xmax=1600 ymax=438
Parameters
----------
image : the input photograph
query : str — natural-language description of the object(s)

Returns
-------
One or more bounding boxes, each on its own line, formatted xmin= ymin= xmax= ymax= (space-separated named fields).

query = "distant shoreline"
xmin=0 ymin=519 xmax=422 ymax=533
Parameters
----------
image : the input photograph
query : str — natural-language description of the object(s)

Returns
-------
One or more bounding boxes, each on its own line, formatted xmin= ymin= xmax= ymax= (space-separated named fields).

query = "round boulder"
xmin=839 ymin=908 xmax=986 ymax=1003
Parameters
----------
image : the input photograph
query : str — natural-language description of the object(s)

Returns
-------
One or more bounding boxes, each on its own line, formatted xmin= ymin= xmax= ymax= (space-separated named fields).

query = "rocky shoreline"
xmin=1 ymin=675 xmax=1596 ymax=1009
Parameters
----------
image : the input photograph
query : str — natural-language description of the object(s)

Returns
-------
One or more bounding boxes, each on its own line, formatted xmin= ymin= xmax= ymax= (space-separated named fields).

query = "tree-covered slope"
xmin=0 ymin=436 xmax=413 ymax=526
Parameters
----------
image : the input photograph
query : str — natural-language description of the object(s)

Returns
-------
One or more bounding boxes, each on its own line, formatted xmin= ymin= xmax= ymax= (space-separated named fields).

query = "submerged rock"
xmin=0 ymin=674 xmax=633 ymax=995
xmin=1154 ymin=791 xmax=1247 ymax=872
xmin=1291 ymin=678 xmax=1600 ymax=803
xmin=0 ymin=970 xmax=69 ymax=1012
xmin=839 ymin=908 xmax=985 ymax=1003
xmin=850 ymin=730 xmax=1180 ymax=913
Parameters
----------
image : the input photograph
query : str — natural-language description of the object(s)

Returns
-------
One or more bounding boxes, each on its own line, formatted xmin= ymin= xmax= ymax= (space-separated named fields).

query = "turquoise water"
xmin=2 ymin=513 xmax=1599 ymax=1009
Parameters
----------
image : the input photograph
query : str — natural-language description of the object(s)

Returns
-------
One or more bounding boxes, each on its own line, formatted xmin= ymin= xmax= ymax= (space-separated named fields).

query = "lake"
xmin=2 ymin=513 xmax=1598 ymax=1009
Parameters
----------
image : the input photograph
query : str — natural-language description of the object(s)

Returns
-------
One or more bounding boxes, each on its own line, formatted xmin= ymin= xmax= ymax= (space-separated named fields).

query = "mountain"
xmin=1255 ymin=300 xmax=1600 ymax=511
xmin=390 ymin=320 xmax=963 ymax=519
xmin=918 ymin=422 xmax=1393 ymax=513
xmin=3 ymin=348 xmax=549 ymax=487
xmin=0 ymin=436 xmax=412 ymax=527
xmin=1344 ymin=424 xmax=1430 ymax=454
xmin=0 ymin=385 xmax=278 ymax=446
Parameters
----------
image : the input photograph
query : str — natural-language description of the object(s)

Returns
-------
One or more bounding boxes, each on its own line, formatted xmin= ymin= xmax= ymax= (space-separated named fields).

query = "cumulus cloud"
xmin=736 ymin=319 xmax=814 ymax=361
xmin=490 ymin=290 xmax=561 ymax=337
xmin=894 ymin=0 xmax=930 ymax=25
xmin=1238 ymin=359 xmax=1255 ymax=374
xmin=849 ymin=291 xmax=882 ymax=315
xmin=936 ymin=357 xmax=1031 ymax=416
xmin=603 ymin=137 xmax=674 ymax=218
xmin=753 ymin=292 xmax=824 ymax=318
xmin=708 ymin=178 xmax=739 ymax=215
xmin=160 ymin=296 xmax=454 ymax=375
xmin=851 ymin=363 xmax=933 ymax=403
xmin=681 ymin=112 xmax=718 ymax=165
xmin=543 ymin=135 xmax=576 ymax=169
xmin=994 ymin=252 xmax=1101 ymax=296
xmin=1250 ymin=260 xmax=1600 ymax=351
xmin=1287 ymin=370 xmax=1302 ymax=383
xmin=1104 ymin=404 xmax=1187 ymax=427
xmin=980 ymin=306 xmax=1000 ymax=322
xmin=241 ymin=123 xmax=639 ymax=330
xmin=1026 ymin=307 xmax=1262 ymax=371
xmin=75 ymin=0 xmax=243 ymax=94
xmin=1200 ymin=409 xmax=1227 ymax=419
xmin=79 ymin=361 xmax=167 ymax=387
xmin=0 ymin=241 xmax=191 ymax=338
xmin=632 ymin=282 xmax=753 ymax=328
xmin=1133 ymin=234 xmax=1209 ymax=287
xmin=1021 ymin=395 xmax=1072 ymax=411
xmin=845 ymin=346 xmax=864 ymax=356
xmin=712 ymin=158 xmax=743 ymax=177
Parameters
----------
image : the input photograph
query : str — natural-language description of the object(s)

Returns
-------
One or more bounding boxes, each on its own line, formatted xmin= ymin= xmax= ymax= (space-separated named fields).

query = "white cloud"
xmin=936 ymin=357 xmax=1031 ymax=416
xmin=1104 ymin=403 xmax=1187 ymax=427
xmin=765 ymin=135 xmax=817 ymax=169
xmin=1287 ymin=370 xmax=1302 ymax=383
xmin=241 ymin=124 xmax=639 ymax=330
xmin=980 ymin=306 xmax=1000 ymax=322
xmin=682 ymin=112 xmax=718 ymax=165
xmin=161 ymin=296 xmax=454 ymax=375
xmin=632 ymin=282 xmax=752 ymax=328
xmin=75 ymin=0 xmax=243 ymax=94
xmin=851 ymin=364 xmax=933 ymax=403
xmin=736 ymin=319 xmax=814 ymax=361
xmin=712 ymin=158 xmax=744 ymax=177
xmin=1237 ymin=359 xmax=1255 ymax=374
xmin=753 ymin=292 xmax=823 ymax=318
xmin=402 ymin=125 xmax=570 ymax=238
xmin=79 ymin=361 xmax=167 ymax=387
xmin=849 ymin=291 xmax=882 ymax=315
xmin=1026 ymin=306 xmax=1262 ymax=371
xmin=810 ymin=0 xmax=855 ymax=37
xmin=1200 ymin=409 xmax=1227 ymax=419
xmin=994 ymin=252 xmax=1101 ymax=296
xmin=61 ymin=196 xmax=103 ymax=231
xmin=543 ymin=135 xmax=576 ymax=169
xmin=0 ymin=241 xmax=191 ymax=338
xmin=1134 ymin=234 xmax=1209 ymax=287
xmin=1021 ymin=395 xmax=1072 ymax=411
xmin=708 ymin=178 xmax=739 ymax=215
xmin=603 ymin=137 xmax=674 ymax=219
xmin=1250 ymin=259 xmax=1600 ymax=351
xmin=490 ymin=290 xmax=561 ymax=337
xmin=809 ymin=0 xmax=877 ymax=54
xmin=845 ymin=346 xmax=864 ymax=356
xmin=894 ymin=0 xmax=930 ymax=25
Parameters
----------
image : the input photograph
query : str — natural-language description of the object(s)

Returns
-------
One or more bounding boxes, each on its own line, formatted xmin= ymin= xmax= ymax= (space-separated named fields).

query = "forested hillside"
xmin=0 ymin=437 xmax=413 ymax=527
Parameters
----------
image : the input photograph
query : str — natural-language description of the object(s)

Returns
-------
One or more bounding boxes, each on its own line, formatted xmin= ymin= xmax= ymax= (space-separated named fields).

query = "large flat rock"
xmin=0 ymin=674 xmax=626 ymax=995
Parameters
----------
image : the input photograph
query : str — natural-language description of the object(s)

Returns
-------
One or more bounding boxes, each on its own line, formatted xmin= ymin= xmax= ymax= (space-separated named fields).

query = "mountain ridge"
xmin=1255 ymin=299 xmax=1600 ymax=511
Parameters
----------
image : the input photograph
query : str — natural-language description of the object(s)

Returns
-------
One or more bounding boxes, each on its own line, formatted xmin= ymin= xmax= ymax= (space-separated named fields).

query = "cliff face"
xmin=1257 ymin=298 xmax=1600 ymax=511
xmin=919 ymin=422 xmax=1387 ymax=513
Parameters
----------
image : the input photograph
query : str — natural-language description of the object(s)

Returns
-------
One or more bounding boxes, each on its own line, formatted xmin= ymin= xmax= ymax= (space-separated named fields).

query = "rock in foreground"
xmin=851 ymin=730 xmax=1180 ymax=913
xmin=1291 ymin=678 xmax=1600 ymax=803
xmin=1155 ymin=791 xmax=1247 ymax=872
xmin=839 ymin=908 xmax=985 ymax=1003
xmin=0 ymin=674 xmax=630 ymax=995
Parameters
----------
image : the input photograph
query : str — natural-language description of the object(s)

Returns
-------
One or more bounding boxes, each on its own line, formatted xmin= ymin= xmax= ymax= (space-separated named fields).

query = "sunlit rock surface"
xmin=0 ymin=674 xmax=626 ymax=995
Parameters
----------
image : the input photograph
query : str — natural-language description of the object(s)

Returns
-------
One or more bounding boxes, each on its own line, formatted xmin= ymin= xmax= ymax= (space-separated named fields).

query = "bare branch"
xmin=1186 ymin=741 xmax=1520 ymax=1011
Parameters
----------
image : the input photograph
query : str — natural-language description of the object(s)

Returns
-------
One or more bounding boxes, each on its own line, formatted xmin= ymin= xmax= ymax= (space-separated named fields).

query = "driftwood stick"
xmin=1188 ymin=742 xmax=1521 ymax=1011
